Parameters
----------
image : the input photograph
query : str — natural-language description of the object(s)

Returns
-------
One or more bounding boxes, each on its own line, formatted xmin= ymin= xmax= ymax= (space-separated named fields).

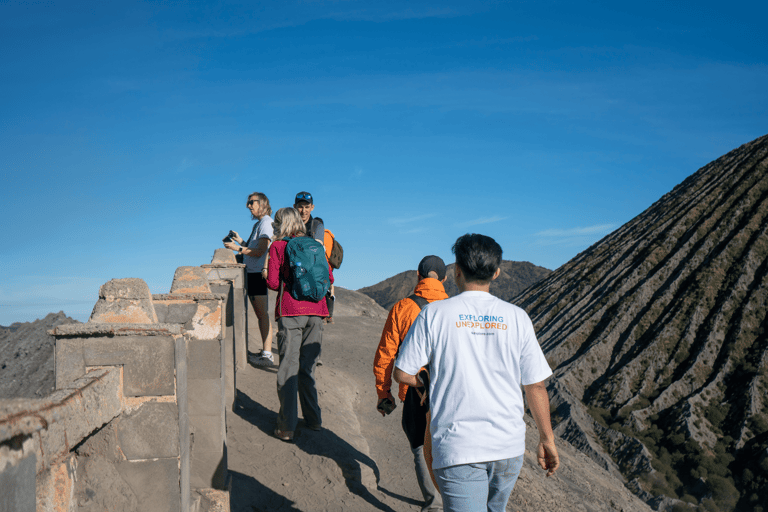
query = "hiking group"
xmin=226 ymin=196 xmax=559 ymax=512
xmin=224 ymin=190 xmax=340 ymax=442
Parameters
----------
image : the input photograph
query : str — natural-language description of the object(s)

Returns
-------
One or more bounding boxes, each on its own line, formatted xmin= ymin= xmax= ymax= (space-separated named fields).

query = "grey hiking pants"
xmin=404 ymin=385 xmax=443 ymax=511
xmin=413 ymin=445 xmax=443 ymax=511
xmin=275 ymin=315 xmax=323 ymax=431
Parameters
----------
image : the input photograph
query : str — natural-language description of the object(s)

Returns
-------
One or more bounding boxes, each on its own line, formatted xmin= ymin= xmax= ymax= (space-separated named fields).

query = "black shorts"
xmin=247 ymin=272 xmax=268 ymax=296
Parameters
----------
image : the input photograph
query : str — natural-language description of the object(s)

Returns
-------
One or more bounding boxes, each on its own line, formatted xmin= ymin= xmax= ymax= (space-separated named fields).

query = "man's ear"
xmin=491 ymin=267 xmax=501 ymax=281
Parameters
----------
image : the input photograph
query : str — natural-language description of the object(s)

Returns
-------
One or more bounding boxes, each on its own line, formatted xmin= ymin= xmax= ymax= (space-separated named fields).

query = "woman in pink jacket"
xmin=266 ymin=207 xmax=333 ymax=441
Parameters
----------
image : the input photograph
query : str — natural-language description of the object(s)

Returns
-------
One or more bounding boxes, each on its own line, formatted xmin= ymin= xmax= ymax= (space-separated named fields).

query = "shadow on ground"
xmin=229 ymin=470 xmax=301 ymax=512
xmin=234 ymin=389 xmax=402 ymax=512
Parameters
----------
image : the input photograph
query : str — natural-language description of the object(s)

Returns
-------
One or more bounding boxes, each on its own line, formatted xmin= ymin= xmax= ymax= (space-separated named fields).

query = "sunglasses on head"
xmin=295 ymin=193 xmax=312 ymax=202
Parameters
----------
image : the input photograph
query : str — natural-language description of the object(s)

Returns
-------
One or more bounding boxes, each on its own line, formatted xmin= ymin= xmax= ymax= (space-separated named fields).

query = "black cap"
xmin=418 ymin=255 xmax=446 ymax=280
xmin=295 ymin=191 xmax=313 ymax=204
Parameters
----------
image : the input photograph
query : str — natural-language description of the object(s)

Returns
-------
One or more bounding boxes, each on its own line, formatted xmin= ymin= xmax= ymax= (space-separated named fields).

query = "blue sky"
xmin=1 ymin=0 xmax=766 ymax=324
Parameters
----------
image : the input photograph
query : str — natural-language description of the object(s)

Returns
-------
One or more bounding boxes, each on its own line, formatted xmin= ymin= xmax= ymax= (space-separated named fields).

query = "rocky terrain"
xmin=0 ymin=311 xmax=79 ymax=398
xmin=514 ymin=134 xmax=768 ymax=511
xmin=359 ymin=260 xmax=551 ymax=311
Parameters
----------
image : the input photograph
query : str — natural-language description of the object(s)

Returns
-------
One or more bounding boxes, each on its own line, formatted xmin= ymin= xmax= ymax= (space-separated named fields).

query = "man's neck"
xmin=459 ymin=281 xmax=491 ymax=293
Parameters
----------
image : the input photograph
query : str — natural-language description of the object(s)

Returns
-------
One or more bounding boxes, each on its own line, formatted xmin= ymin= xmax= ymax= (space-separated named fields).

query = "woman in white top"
xmin=224 ymin=192 xmax=275 ymax=366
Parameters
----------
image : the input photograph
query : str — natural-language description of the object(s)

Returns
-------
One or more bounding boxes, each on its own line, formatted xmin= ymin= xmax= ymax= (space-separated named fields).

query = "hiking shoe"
xmin=326 ymin=316 xmax=334 ymax=324
xmin=306 ymin=423 xmax=322 ymax=431
xmin=273 ymin=429 xmax=294 ymax=442
xmin=249 ymin=352 xmax=275 ymax=367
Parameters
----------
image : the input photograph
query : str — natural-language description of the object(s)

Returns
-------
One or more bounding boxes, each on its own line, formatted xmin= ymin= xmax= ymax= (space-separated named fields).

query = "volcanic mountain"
xmin=0 ymin=311 xmax=79 ymax=398
xmin=359 ymin=260 xmax=551 ymax=311
xmin=513 ymin=134 xmax=768 ymax=511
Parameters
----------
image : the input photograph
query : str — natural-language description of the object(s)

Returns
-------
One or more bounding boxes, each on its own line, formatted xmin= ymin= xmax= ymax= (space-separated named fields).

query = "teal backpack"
xmin=283 ymin=236 xmax=331 ymax=302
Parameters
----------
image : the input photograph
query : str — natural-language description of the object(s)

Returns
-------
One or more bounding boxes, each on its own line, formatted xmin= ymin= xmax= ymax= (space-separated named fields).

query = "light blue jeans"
xmin=434 ymin=455 xmax=524 ymax=512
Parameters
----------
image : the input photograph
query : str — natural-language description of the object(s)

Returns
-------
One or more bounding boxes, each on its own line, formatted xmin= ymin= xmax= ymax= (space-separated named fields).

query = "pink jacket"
xmin=267 ymin=238 xmax=334 ymax=319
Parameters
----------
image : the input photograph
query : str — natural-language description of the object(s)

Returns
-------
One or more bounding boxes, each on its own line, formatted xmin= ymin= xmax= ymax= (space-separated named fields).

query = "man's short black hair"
xmin=451 ymin=233 xmax=503 ymax=282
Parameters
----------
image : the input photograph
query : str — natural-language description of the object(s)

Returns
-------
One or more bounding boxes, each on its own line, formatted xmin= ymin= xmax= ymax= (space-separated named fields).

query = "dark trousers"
xmin=402 ymin=385 xmax=430 ymax=449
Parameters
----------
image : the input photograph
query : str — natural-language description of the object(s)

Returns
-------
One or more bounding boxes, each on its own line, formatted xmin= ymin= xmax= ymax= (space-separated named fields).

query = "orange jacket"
xmin=373 ymin=277 xmax=448 ymax=402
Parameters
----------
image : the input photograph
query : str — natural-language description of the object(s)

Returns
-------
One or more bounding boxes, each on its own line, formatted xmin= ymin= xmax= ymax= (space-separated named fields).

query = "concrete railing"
xmin=0 ymin=249 xmax=247 ymax=512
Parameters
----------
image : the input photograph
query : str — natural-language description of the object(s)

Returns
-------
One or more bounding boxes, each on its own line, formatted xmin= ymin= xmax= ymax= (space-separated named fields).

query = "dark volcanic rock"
xmin=0 ymin=311 xmax=80 ymax=398
xmin=359 ymin=260 xmax=551 ymax=311
xmin=514 ymin=134 xmax=768 ymax=510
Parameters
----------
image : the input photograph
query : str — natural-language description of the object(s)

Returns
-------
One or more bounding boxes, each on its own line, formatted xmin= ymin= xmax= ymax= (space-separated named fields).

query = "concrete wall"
xmin=154 ymin=265 xmax=229 ymax=492
xmin=1 ymin=367 xmax=123 ymax=512
xmin=52 ymin=277 xmax=188 ymax=512
xmin=1 ymin=251 xmax=242 ymax=512
xmin=202 ymin=248 xmax=248 ymax=411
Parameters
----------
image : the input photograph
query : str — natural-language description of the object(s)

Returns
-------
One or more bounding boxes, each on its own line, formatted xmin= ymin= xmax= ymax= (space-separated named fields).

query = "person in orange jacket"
xmin=373 ymin=255 xmax=448 ymax=512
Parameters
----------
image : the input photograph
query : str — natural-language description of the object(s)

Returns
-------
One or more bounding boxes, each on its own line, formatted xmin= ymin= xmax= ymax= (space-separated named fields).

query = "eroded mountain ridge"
xmin=515 ymin=134 xmax=768 ymax=511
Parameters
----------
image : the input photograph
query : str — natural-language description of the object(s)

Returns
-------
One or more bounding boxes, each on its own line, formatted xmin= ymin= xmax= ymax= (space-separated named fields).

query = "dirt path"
xmin=227 ymin=315 xmax=425 ymax=512
xmin=228 ymin=298 xmax=652 ymax=512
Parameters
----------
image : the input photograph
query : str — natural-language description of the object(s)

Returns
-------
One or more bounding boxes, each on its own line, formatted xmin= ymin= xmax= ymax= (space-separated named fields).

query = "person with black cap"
xmin=294 ymin=191 xmax=335 ymax=324
xmin=373 ymin=255 xmax=448 ymax=512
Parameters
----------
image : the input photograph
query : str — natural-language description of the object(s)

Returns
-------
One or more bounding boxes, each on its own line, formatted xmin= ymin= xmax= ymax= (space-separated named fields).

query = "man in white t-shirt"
xmin=394 ymin=233 xmax=559 ymax=512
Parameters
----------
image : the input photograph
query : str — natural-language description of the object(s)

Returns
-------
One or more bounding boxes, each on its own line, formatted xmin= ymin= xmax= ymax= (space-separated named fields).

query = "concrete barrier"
xmin=1 ymin=251 xmax=240 ymax=512
xmin=202 ymin=249 xmax=248 ymax=412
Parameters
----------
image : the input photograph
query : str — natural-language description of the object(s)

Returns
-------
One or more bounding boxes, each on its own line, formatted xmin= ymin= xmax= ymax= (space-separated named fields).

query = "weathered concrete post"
xmin=53 ymin=278 xmax=187 ymax=512
xmin=154 ymin=267 xmax=229 ymax=500
xmin=202 ymin=248 xmax=247 ymax=411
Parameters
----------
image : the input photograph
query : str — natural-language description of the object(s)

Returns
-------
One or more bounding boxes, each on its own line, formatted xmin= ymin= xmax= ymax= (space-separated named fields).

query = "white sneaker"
xmin=249 ymin=352 xmax=275 ymax=367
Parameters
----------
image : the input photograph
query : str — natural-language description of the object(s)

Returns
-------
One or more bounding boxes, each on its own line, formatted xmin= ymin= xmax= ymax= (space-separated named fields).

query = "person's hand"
xmin=224 ymin=241 xmax=239 ymax=251
xmin=537 ymin=439 xmax=560 ymax=477
xmin=376 ymin=395 xmax=396 ymax=416
xmin=231 ymin=231 xmax=242 ymax=243
xmin=261 ymin=268 xmax=268 ymax=280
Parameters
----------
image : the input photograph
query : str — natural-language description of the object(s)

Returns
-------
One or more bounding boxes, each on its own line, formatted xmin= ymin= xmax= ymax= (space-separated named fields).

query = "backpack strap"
xmin=405 ymin=294 xmax=431 ymax=397
xmin=407 ymin=294 xmax=429 ymax=311
xmin=245 ymin=222 xmax=259 ymax=245
xmin=310 ymin=218 xmax=324 ymax=242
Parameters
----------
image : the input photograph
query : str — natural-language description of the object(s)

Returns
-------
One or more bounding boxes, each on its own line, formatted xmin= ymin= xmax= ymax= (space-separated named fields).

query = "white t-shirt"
xmin=395 ymin=290 xmax=552 ymax=469
xmin=244 ymin=215 xmax=273 ymax=273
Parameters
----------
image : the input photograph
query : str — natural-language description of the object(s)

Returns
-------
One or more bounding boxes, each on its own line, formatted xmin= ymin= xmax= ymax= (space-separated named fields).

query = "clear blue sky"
xmin=1 ymin=0 xmax=766 ymax=324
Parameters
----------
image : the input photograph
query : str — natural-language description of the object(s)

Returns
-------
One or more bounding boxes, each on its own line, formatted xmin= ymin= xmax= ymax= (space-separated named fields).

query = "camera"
xmin=222 ymin=230 xmax=236 ymax=243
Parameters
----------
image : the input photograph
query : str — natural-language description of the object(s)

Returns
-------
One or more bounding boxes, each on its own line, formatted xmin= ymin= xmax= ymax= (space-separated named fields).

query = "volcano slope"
xmin=0 ymin=312 xmax=79 ymax=398
xmin=513 ymin=134 xmax=768 ymax=511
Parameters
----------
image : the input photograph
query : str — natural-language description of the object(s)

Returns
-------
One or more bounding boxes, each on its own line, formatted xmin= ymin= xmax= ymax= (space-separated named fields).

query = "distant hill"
xmin=358 ymin=260 xmax=551 ymax=311
xmin=514 ymin=134 xmax=768 ymax=511
xmin=333 ymin=286 xmax=388 ymax=320
xmin=0 ymin=311 xmax=80 ymax=398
